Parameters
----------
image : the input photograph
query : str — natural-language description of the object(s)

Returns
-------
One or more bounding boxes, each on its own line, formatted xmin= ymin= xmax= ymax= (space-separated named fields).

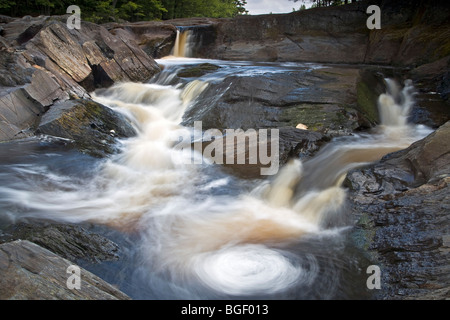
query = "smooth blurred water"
xmin=0 ymin=58 xmax=432 ymax=300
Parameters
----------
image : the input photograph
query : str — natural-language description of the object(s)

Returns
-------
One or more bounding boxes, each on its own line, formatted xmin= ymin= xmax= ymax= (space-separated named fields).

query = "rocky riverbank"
xmin=0 ymin=0 xmax=449 ymax=300
xmin=1 ymin=0 xmax=448 ymax=144
xmin=346 ymin=121 xmax=450 ymax=299
xmin=0 ymin=15 xmax=160 ymax=142
xmin=0 ymin=239 xmax=130 ymax=299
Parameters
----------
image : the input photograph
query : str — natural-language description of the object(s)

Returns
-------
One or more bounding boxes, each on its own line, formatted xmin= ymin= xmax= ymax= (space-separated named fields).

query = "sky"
xmin=245 ymin=0 xmax=309 ymax=15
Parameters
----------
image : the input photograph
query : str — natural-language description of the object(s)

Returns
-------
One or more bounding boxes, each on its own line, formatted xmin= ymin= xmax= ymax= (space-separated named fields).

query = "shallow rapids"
xmin=0 ymin=58 xmax=432 ymax=299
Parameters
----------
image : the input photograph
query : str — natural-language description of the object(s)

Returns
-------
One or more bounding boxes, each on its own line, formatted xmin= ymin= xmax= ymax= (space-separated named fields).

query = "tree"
xmin=235 ymin=0 xmax=248 ymax=15
xmin=160 ymin=0 xmax=247 ymax=19
xmin=289 ymin=0 xmax=356 ymax=7
xmin=35 ymin=0 xmax=55 ymax=15
xmin=0 ymin=0 xmax=248 ymax=21
xmin=0 ymin=0 xmax=14 ymax=10
xmin=89 ymin=0 xmax=118 ymax=22
xmin=118 ymin=0 xmax=167 ymax=21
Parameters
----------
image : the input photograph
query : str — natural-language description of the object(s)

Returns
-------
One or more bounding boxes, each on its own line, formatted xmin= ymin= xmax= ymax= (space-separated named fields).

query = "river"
xmin=0 ymin=53 xmax=432 ymax=299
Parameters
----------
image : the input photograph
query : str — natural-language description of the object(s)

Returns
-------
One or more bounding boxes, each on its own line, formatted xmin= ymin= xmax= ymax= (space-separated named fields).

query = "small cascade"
xmin=171 ymin=27 xmax=195 ymax=58
xmin=378 ymin=78 xmax=415 ymax=127
xmin=288 ymin=78 xmax=431 ymax=200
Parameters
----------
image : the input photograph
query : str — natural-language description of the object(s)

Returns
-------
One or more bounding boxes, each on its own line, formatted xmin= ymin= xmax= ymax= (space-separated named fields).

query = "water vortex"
xmin=191 ymin=244 xmax=314 ymax=296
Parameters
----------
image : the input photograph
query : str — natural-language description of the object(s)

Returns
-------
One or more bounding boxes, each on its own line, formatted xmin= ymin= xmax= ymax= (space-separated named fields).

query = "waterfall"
xmin=171 ymin=28 xmax=194 ymax=58
xmin=287 ymin=78 xmax=431 ymax=199
xmin=378 ymin=79 xmax=415 ymax=127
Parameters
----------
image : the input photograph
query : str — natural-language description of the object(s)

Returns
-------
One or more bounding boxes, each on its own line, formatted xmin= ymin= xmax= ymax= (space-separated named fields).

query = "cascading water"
xmin=379 ymin=79 xmax=415 ymax=127
xmin=171 ymin=28 xmax=195 ymax=58
xmin=0 ymin=58 xmax=432 ymax=299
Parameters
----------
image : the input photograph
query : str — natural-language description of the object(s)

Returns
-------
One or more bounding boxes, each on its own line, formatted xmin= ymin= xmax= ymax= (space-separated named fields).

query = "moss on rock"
xmin=36 ymin=99 xmax=137 ymax=157
xmin=280 ymin=104 xmax=360 ymax=135
xmin=355 ymin=70 xmax=388 ymax=126
xmin=177 ymin=63 xmax=220 ymax=78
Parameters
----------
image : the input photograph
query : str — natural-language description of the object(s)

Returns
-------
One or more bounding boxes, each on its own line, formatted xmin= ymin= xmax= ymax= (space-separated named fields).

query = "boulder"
xmin=195 ymin=126 xmax=328 ymax=179
xmin=31 ymin=22 xmax=92 ymax=83
xmin=0 ymin=240 xmax=130 ymax=300
xmin=25 ymin=20 xmax=161 ymax=91
xmin=0 ymin=88 xmax=44 ymax=141
xmin=36 ymin=99 xmax=137 ymax=158
xmin=355 ymin=69 xmax=389 ymax=126
xmin=408 ymin=56 xmax=450 ymax=128
xmin=0 ymin=16 xmax=161 ymax=143
xmin=0 ymin=15 xmax=48 ymax=46
xmin=177 ymin=63 xmax=220 ymax=78
xmin=345 ymin=121 xmax=450 ymax=299
xmin=0 ymin=221 xmax=120 ymax=264
xmin=107 ymin=21 xmax=177 ymax=58
xmin=346 ymin=121 xmax=450 ymax=193
xmin=0 ymin=67 xmax=72 ymax=141
xmin=182 ymin=65 xmax=367 ymax=137
xmin=0 ymin=15 xmax=15 ymax=24
xmin=278 ymin=126 xmax=330 ymax=162
xmin=0 ymin=50 xmax=34 ymax=87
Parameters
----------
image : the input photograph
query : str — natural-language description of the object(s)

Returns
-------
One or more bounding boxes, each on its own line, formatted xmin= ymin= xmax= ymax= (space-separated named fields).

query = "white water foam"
xmin=0 ymin=75 xmax=433 ymax=297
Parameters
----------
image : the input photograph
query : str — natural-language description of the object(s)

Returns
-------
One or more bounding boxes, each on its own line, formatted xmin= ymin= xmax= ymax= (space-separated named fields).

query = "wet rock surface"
xmin=0 ymin=15 xmax=160 ymax=142
xmin=408 ymin=56 xmax=450 ymax=128
xmin=197 ymin=0 xmax=450 ymax=67
xmin=0 ymin=50 xmax=34 ymax=87
xmin=106 ymin=21 xmax=178 ymax=58
xmin=346 ymin=121 xmax=450 ymax=299
xmin=199 ymin=127 xmax=329 ymax=179
xmin=0 ymin=240 xmax=130 ymax=300
xmin=0 ymin=221 xmax=120 ymax=264
xmin=36 ymin=99 xmax=137 ymax=158
xmin=182 ymin=66 xmax=368 ymax=137
xmin=177 ymin=63 xmax=221 ymax=78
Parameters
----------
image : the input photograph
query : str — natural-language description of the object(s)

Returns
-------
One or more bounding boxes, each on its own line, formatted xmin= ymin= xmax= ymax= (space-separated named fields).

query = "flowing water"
xmin=0 ymin=55 xmax=432 ymax=299
xmin=171 ymin=28 xmax=195 ymax=58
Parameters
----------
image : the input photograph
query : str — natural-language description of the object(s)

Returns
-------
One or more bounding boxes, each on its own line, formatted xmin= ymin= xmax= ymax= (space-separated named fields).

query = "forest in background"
xmin=0 ymin=0 xmax=248 ymax=22
xmin=0 ymin=0 xmax=365 ymax=22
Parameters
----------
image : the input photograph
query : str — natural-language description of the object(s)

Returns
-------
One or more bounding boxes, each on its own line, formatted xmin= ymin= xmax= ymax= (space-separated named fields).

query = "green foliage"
xmin=118 ymin=0 xmax=167 ymax=21
xmin=0 ymin=0 xmax=247 ymax=22
xmin=160 ymin=0 xmax=247 ymax=19
xmin=289 ymin=0 xmax=358 ymax=8
xmin=84 ymin=0 xmax=118 ymax=23
xmin=0 ymin=0 xmax=15 ymax=10
xmin=35 ymin=0 xmax=55 ymax=7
